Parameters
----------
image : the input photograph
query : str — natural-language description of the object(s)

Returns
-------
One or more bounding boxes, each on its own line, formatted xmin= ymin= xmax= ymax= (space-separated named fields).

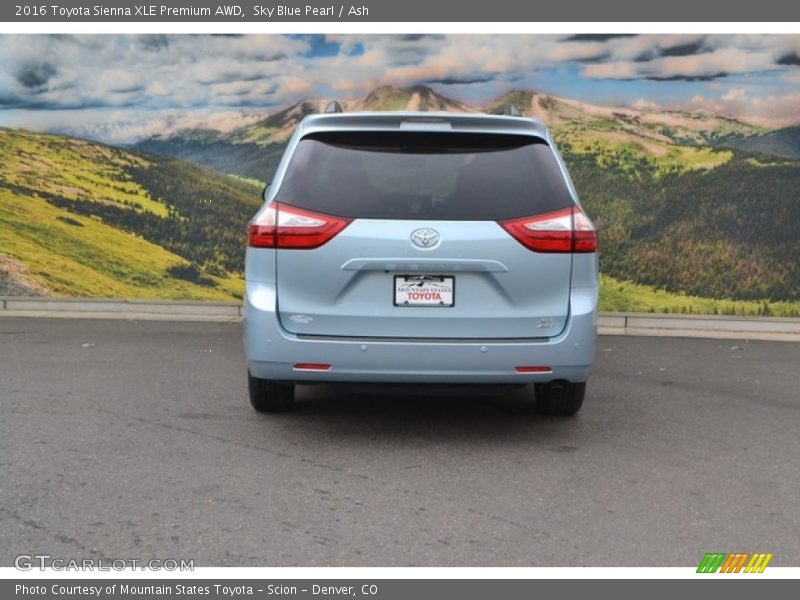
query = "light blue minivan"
xmin=244 ymin=107 xmax=598 ymax=415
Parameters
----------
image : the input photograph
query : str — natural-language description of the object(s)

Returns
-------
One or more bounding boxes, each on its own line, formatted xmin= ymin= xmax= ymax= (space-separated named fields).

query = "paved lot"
xmin=1 ymin=317 xmax=798 ymax=567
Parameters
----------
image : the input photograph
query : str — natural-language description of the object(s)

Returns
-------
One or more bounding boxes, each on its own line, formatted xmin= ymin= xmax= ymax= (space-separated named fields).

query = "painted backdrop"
xmin=1 ymin=34 xmax=799 ymax=314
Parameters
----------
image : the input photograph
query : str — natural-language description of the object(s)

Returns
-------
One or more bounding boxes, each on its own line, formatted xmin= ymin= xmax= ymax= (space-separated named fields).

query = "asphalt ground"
xmin=1 ymin=317 xmax=798 ymax=567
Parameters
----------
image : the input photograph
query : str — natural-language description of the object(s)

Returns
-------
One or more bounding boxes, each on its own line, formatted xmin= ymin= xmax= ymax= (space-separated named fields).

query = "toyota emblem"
xmin=410 ymin=228 xmax=440 ymax=248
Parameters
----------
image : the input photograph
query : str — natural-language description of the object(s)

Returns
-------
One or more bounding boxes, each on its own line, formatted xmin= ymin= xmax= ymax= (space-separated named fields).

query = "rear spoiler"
xmin=297 ymin=111 xmax=548 ymax=139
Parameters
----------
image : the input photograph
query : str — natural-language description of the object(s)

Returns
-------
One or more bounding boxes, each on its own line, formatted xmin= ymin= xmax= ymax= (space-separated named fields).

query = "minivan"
xmin=244 ymin=107 xmax=598 ymax=415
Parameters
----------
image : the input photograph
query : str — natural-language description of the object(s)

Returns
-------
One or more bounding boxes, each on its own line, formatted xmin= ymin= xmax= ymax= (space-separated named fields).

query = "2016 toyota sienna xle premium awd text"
xmin=244 ymin=106 xmax=598 ymax=416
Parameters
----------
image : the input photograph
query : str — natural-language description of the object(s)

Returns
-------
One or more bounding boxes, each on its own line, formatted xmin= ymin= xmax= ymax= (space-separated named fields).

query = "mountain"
xmin=133 ymin=103 xmax=318 ymax=182
xmin=0 ymin=127 xmax=260 ymax=299
xmin=488 ymin=89 xmax=760 ymax=140
xmin=136 ymin=85 xmax=767 ymax=182
xmin=134 ymin=86 xmax=476 ymax=181
xmin=222 ymin=99 xmax=331 ymax=147
xmin=487 ymin=89 xmax=765 ymax=176
xmin=223 ymin=86 xmax=473 ymax=146
xmin=717 ymin=125 xmax=800 ymax=159
xmin=349 ymin=84 xmax=476 ymax=112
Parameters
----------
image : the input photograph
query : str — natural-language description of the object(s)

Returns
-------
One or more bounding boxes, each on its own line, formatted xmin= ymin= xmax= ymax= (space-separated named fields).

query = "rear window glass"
xmin=275 ymin=131 xmax=574 ymax=220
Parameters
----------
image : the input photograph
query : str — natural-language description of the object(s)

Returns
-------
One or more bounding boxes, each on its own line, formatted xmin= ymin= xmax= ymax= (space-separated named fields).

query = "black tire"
xmin=534 ymin=381 xmax=586 ymax=416
xmin=248 ymin=371 xmax=295 ymax=413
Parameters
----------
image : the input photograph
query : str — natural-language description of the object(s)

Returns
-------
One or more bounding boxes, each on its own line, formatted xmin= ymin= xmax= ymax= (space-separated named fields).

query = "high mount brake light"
xmin=249 ymin=202 xmax=352 ymax=249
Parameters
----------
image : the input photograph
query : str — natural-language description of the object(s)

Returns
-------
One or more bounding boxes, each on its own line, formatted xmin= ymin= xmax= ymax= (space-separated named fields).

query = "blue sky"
xmin=1 ymin=34 xmax=799 ymax=143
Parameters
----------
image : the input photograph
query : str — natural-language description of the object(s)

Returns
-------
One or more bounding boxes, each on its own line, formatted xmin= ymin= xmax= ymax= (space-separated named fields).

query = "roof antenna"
xmin=492 ymin=104 xmax=523 ymax=117
xmin=324 ymin=101 xmax=343 ymax=114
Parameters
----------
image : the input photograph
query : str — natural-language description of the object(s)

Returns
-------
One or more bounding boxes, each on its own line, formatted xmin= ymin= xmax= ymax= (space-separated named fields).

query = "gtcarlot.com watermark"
xmin=15 ymin=554 xmax=194 ymax=571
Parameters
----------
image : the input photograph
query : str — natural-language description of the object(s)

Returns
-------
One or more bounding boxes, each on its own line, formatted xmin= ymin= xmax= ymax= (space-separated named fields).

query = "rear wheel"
xmin=248 ymin=371 xmax=295 ymax=413
xmin=534 ymin=381 xmax=586 ymax=416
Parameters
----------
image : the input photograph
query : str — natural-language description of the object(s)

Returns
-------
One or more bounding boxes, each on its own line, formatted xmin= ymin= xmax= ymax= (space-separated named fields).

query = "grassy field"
xmin=600 ymin=275 xmax=800 ymax=317
xmin=0 ymin=186 xmax=242 ymax=300
xmin=554 ymin=123 xmax=734 ymax=177
xmin=0 ymin=128 xmax=250 ymax=300
xmin=3 ymin=127 xmax=798 ymax=315
xmin=0 ymin=128 xmax=170 ymax=216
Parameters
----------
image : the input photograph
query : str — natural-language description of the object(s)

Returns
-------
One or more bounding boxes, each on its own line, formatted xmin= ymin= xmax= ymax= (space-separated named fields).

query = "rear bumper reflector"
xmin=293 ymin=363 xmax=332 ymax=371
xmin=515 ymin=366 xmax=552 ymax=373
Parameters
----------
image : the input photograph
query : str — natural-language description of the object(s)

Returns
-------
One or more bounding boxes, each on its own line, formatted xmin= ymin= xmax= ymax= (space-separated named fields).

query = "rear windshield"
xmin=275 ymin=131 xmax=574 ymax=220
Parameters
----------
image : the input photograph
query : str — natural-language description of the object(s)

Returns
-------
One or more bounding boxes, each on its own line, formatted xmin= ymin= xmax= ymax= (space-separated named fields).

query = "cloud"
xmin=563 ymin=34 xmax=639 ymax=42
xmin=658 ymin=39 xmax=710 ymax=58
xmin=631 ymin=98 xmax=663 ymax=111
xmin=582 ymin=47 xmax=776 ymax=81
xmin=99 ymin=68 xmax=143 ymax=94
xmin=645 ymin=73 xmax=727 ymax=82
xmin=271 ymin=76 xmax=313 ymax=100
xmin=689 ymin=94 xmax=725 ymax=113
xmin=748 ymin=93 xmax=800 ymax=123
xmin=780 ymin=70 xmax=800 ymax=84
xmin=3 ymin=34 xmax=800 ymax=142
xmin=16 ymin=62 xmax=57 ymax=89
xmin=581 ymin=61 xmax=638 ymax=79
xmin=549 ymin=41 xmax=611 ymax=62
xmin=676 ymin=88 xmax=800 ymax=125
xmin=138 ymin=34 xmax=170 ymax=52
xmin=396 ymin=34 xmax=446 ymax=42
xmin=424 ymin=74 xmax=496 ymax=85
xmin=777 ymin=52 xmax=800 ymax=66
xmin=0 ymin=34 xmax=309 ymax=112
xmin=5 ymin=107 xmax=265 ymax=145
xmin=722 ymin=88 xmax=747 ymax=102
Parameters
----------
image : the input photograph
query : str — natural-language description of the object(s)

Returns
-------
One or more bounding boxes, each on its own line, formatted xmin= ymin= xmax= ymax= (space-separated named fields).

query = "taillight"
xmin=499 ymin=206 xmax=597 ymax=253
xmin=248 ymin=202 xmax=351 ymax=249
xmin=572 ymin=208 xmax=597 ymax=253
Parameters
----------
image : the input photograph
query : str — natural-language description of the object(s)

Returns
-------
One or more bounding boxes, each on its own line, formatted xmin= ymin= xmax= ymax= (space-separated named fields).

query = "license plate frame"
xmin=393 ymin=275 xmax=455 ymax=308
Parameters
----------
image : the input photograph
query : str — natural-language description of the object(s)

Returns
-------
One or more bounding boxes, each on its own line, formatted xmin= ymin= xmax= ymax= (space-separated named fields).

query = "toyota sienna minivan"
xmin=244 ymin=106 xmax=598 ymax=415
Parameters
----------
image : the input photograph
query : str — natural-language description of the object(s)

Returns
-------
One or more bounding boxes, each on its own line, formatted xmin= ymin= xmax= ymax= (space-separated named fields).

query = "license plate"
xmin=394 ymin=275 xmax=455 ymax=307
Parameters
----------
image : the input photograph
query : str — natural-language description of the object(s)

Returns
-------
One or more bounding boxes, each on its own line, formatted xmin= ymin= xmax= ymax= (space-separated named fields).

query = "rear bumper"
xmin=243 ymin=281 xmax=597 ymax=384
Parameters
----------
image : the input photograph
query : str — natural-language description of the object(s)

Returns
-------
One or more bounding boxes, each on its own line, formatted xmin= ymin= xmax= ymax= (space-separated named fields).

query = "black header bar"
xmin=2 ymin=0 xmax=799 ymax=23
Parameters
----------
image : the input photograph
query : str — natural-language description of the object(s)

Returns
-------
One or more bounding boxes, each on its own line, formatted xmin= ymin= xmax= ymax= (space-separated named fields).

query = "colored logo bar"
xmin=697 ymin=552 xmax=773 ymax=573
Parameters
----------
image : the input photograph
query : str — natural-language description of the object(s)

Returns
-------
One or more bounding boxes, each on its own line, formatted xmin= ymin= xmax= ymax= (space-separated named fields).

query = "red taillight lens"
xmin=499 ymin=206 xmax=597 ymax=253
xmin=572 ymin=208 xmax=598 ymax=253
xmin=248 ymin=202 xmax=352 ymax=249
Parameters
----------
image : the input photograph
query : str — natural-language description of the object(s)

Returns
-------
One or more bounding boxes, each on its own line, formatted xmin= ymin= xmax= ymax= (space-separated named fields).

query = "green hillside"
xmin=135 ymin=137 xmax=284 ymax=184
xmin=564 ymin=147 xmax=800 ymax=303
xmin=0 ymin=128 xmax=260 ymax=299
xmin=719 ymin=125 xmax=800 ymax=160
xmin=49 ymin=85 xmax=800 ymax=312
xmin=488 ymin=90 xmax=752 ymax=176
xmin=4 ymin=127 xmax=800 ymax=314
xmin=600 ymin=276 xmax=800 ymax=317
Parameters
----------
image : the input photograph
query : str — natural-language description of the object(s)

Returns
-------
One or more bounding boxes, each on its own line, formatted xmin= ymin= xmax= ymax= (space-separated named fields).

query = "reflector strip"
xmin=293 ymin=363 xmax=332 ymax=371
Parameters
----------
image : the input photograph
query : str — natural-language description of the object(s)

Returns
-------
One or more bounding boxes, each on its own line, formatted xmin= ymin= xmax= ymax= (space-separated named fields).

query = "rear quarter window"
xmin=275 ymin=131 xmax=575 ymax=220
